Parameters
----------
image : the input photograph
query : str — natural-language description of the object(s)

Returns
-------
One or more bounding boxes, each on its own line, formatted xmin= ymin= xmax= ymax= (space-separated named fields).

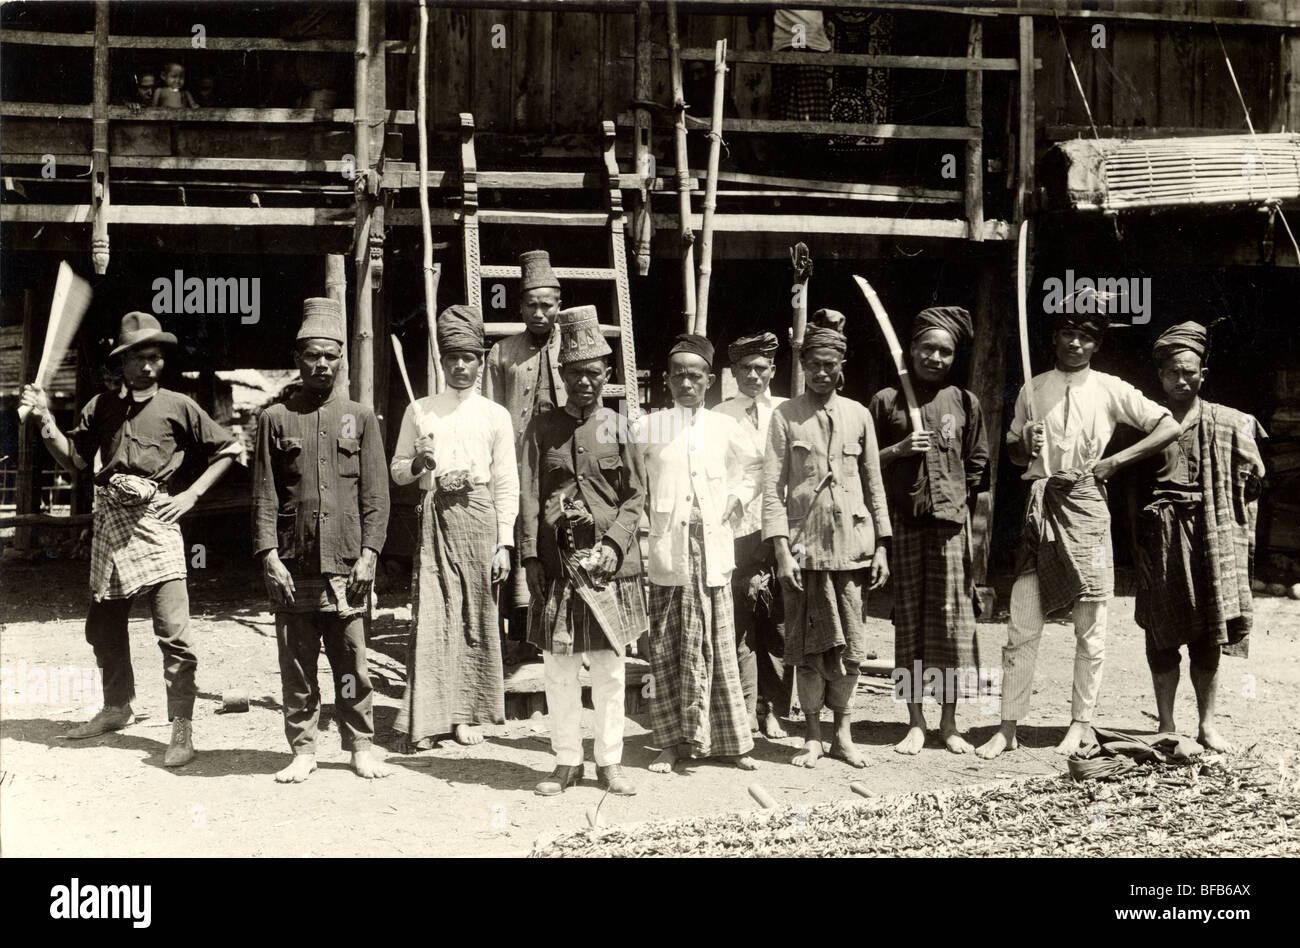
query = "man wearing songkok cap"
xmin=391 ymin=304 xmax=519 ymax=750
xmin=1128 ymin=321 xmax=1263 ymax=754
xmin=21 ymin=311 xmax=240 ymax=767
xmin=869 ymin=306 xmax=988 ymax=756
xmin=715 ymin=331 xmax=792 ymax=740
xmin=483 ymin=250 xmax=566 ymax=657
xmin=633 ymin=333 xmax=760 ymax=773
xmin=764 ymin=309 xmax=891 ymax=769
xmin=519 ymin=305 xmax=647 ymax=797
xmin=976 ymin=308 xmax=1180 ymax=760
xmin=253 ymin=298 xmax=392 ymax=782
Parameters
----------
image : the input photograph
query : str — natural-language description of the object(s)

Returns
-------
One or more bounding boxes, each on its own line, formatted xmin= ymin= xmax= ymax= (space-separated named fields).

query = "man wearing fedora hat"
xmin=21 ymin=311 xmax=239 ymax=767
xmin=483 ymin=250 xmax=566 ymax=658
xmin=519 ymin=305 xmax=646 ymax=797
xmin=252 ymin=298 xmax=392 ymax=782
xmin=391 ymin=304 xmax=519 ymax=750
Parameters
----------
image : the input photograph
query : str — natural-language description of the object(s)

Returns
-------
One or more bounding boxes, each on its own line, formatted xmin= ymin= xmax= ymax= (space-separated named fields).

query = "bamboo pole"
xmin=417 ymin=0 xmax=443 ymax=394
xmin=666 ymin=0 xmax=696 ymax=331
xmin=694 ymin=39 xmax=726 ymax=335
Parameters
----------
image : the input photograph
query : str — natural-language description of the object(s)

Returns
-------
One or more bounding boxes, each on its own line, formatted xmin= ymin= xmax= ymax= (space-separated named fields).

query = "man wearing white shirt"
xmin=976 ymin=311 xmax=1179 ymax=760
xmin=390 ymin=305 xmax=519 ymax=751
xmin=634 ymin=333 xmax=760 ymax=774
xmin=715 ymin=332 xmax=791 ymax=739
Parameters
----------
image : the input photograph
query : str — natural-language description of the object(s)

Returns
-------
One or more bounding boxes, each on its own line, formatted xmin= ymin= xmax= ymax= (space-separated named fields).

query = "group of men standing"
xmin=17 ymin=249 xmax=1263 ymax=790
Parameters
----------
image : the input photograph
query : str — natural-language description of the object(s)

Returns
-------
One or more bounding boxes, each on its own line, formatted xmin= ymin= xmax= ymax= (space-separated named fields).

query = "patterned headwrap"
xmin=802 ymin=309 xmax=847 ymax=356
xmin=668 ymin=333 xmax=715 ymax=368
xmin=1054 ymin=309 xmax=1110 ymax=340
xmin=912 ymin=305 xmax=972 ymax=349
xmin=436 ymin=304 xmax=486 ymax=354
xmin=728 ymin=332 xmax=779 ymax=362
xmin=1152 ymin=321 xmax=1208 ymax=364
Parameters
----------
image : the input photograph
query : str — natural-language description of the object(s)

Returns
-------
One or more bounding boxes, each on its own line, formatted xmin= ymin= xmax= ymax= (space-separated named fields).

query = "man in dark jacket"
xmin=252 ymin=298 xmax=391 ymax=782
xmin=519 ymin=305 xmax=646 ymax=797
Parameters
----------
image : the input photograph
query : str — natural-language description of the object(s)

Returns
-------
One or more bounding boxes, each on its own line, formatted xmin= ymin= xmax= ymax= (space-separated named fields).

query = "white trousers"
xmin=543 ymin=650 xmax=626 ymax=767
xmin=1000 ymin=571 xmax=1108 ymax=723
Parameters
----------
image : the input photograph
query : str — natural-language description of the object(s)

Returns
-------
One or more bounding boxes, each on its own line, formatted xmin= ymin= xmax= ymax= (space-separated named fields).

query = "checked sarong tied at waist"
xmin=1014 ymin=468 xmax=1114 ymax=616
xmin=90 ymin=473 xmax=187 ymax=602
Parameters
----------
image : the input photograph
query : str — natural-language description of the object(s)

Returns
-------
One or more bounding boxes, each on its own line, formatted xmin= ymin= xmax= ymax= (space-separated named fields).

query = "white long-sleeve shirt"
xmin=390 ymin=387 xmax=519 ymax=547
xmin=1009 ymin=367 xmax=1170 ymax=479
xmin=632 ymin=405 xmax=760 ymax=588
xmin=714 ymin=389 xmax=786 ymax=537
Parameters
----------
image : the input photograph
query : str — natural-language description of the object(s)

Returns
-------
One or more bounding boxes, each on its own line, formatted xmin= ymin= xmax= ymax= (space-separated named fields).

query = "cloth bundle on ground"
xmin=1067 ymin=726 xmax=1205 ymax=781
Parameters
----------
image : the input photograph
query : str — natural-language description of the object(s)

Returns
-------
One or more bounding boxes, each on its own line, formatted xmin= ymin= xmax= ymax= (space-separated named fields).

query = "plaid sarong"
xmin=784 ymin=567 xmax=868 ymax=679
xmin=892 ymin=517 xmax=979 ymax=700
xmin=90 ymin=474 xmax=186 ymax=602
xmin=396 ymin=484 xmax=504 ymax=741
xmin=647 ymin=526 xmax=753 ymax=758
xmin=773 ymin=63 xmax=832 ymax=123
xmin=527 ymin=554 xmax=647 ymax=655
xmin=1199 ymin=402 xmax=1264 ymax=657
xmin=1014 ymin=469 xmax=1113 ymax=615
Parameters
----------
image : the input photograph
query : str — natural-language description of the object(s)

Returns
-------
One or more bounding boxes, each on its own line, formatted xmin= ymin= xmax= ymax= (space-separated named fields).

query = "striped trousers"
xmin=1000 ymin=571 xmax=1108 ymax=723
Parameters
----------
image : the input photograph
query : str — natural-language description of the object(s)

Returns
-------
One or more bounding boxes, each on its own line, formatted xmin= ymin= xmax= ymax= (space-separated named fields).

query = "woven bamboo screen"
xmin=1053 ymin=133 xmax=1300 ymax=213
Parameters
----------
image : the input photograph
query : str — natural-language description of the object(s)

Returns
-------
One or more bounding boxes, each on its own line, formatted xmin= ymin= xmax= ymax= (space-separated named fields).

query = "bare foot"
xmin=792 ymin=739 xmax=823 ymax=768
xmin=761 ymin=715 xmax=788 ymax=740
xmin=975 ymin=728 xmax=1018 ymax=760
xmin=649 ymin=747 xmax=679 ymax=774
xmin=275 ymin=754 xmax=317 ymax=783
xmin=401 ymin=736 xmax=437 ymax=754
xmin=894 ymin=726 xmax=926 ymax=755
xmin=1198 ymin=724 xmax=1236 ymax=754
xmin=1156 ymin=717 xmax=1177 ymax=737
xmin=943 ymin=729 xmax=974 ymax=754
xmin=729 ymin=754 xmax=758 ymax=771
xmin=351 ymin=748 xmax=394 ymax=779
xmin=1054 ymin=720 xmax=1092 ymax=755
xmin=454 ymin=724 xmax=484 ymax=746
xmin=828 ymin=737 xmax=867 ymax=769
xmin=749 ymin=713 xmax=761 ymax=734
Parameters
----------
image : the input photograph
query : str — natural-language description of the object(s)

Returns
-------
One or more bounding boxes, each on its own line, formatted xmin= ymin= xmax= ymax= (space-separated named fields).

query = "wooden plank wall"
xmin=420 ymin=5 xmax=778 ymax=135
xmin=1035 ymin=2 xmax=1279 ymax=133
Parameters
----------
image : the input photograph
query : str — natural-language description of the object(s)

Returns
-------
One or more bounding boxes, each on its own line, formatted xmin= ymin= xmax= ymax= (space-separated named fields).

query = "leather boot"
xmin=163 ymin=717 xmax=195 ymax=767
xmin=535 ymin=763 xmax=583 ymax=796
xmin=67 ymin=704 xmax=133 ymax=740
xmin=596 ymin=764 xmax=637 ymax=796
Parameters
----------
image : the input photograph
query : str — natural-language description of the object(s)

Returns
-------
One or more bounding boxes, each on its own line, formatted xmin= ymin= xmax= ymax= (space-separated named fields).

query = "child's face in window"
xmin=136 ymin=74 xmax=156 ymax=104
xmin=163 ymin=64 xmax=185 ymax=89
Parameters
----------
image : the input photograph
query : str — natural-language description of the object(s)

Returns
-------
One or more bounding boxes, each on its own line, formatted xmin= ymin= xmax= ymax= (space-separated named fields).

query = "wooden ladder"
xmin=457 ymin=113 xmax=640 ymax=416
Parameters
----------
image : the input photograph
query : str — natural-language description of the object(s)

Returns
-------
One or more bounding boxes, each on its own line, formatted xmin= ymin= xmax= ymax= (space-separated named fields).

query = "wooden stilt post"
xmin=90 ymin=0 xmax=110 ymax=274
xmin=326 ymin=254 xmax=349 ymax=397
xmin=694 ymin=39 xmax=726 ymax=336
xmin=790 ymin=242 xmax=812 ymax=396
xmin=352 ymin=0 xmax=374 ymax=408
xmin=631 ymin=1 xmax=653 ymax=277
xmin=968 ymin=256 xmax=1006 ymax=586
xmin=666 ymin=0 xmax=696 ymax=331
xmin=965 ymin=21 xmax=984 ymax=242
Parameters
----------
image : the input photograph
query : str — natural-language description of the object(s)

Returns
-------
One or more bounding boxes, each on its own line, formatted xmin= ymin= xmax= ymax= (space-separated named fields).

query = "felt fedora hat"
xmin=110 ymin=312 xmax=178 ymax=358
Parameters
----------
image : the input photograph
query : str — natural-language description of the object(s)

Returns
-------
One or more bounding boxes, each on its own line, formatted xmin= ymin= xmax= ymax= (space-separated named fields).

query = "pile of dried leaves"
xmin=533 ymin=755 xmax=1300 ymax=857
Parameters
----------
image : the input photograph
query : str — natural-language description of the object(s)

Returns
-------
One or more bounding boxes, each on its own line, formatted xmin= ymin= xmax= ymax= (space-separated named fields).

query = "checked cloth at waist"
xmin=90 ymin=474 xmax=187 ymax=602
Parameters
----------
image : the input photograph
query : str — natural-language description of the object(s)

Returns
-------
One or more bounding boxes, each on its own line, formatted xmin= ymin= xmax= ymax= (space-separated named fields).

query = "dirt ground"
xmin=2 ymin=558 xmax=1298 ymax=858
